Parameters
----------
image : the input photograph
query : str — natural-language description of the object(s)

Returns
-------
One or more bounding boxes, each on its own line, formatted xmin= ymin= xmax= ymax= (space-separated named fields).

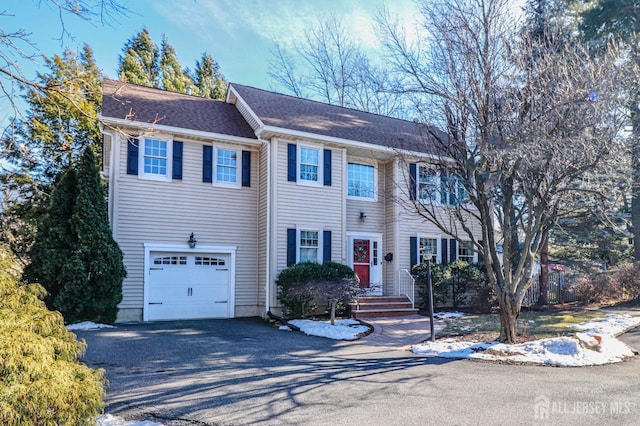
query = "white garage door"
xmin=147 ymin=252 xmax=230 ymax=320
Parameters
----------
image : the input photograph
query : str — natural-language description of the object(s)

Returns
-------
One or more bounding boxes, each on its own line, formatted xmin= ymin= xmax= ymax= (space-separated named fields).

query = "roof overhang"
xmin=99 ymin=115 xmax=262 ymax=147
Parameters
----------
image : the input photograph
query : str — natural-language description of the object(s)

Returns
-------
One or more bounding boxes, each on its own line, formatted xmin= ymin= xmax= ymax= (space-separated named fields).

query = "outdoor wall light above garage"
xmin=359 ymin=212 xmax=367 ymax=222
xmin=188 ymin=233 xmax=197 ymax=249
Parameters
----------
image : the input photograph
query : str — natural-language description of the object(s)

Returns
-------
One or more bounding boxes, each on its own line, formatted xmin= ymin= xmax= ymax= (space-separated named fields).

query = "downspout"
xmin=264 ymin=139 xmax=271 ymax=317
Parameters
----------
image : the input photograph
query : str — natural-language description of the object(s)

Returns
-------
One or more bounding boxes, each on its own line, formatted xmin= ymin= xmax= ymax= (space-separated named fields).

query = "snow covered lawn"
xmin=413 ymin=313 xmax=640 ymax=366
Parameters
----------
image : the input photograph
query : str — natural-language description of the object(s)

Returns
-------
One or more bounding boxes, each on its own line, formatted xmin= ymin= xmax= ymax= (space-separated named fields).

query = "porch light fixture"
xmin=359 ymin=212 xmax=366 ymax=222
xmin=188 ymin=233 xmax=197 ymax=249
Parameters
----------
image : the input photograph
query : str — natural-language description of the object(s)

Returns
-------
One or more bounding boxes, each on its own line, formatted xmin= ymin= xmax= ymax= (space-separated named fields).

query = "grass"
xmin=439 ymin=309 xmax=604 ymax=341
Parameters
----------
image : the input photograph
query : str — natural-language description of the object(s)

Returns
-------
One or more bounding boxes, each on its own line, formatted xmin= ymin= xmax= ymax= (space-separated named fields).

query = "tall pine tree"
xmin=192 ymin=52 xmax=228 ymax=100
xmin=160 ymin=35 xmax=194 ymax=93
xmin=118 ymin=28 xmax=160 ymax=87
xmin=1 ymin=45 xmax=102 ymax=263
xmin=24 ymin=149 xmax=125 ymax=324
xmin=55 ymin=148 xmax=125 ymax=324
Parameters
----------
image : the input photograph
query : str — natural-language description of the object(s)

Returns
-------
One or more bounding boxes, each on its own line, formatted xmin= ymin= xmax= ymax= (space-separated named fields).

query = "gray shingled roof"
xmin=230 ymin=83 xmax=441 ymax=153
xmin=101 ymin=79 xmax=257 ymax=139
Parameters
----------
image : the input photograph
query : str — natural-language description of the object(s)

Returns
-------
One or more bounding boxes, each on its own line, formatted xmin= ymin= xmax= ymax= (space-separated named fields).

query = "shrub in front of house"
xmin=0 ymin=245 xmax=105 ymax=425
xmin=413 ymin=261 xmax=488 ymax=310
xmin=277 ymin=262 xmax=358 ymax=318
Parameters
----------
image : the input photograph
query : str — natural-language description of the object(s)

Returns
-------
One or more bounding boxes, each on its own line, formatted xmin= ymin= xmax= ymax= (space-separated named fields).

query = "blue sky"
xmin=5 ymin=0 xmax=417 ymax=94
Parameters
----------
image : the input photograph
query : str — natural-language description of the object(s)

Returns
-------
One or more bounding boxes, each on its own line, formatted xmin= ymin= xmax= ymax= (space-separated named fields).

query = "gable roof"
xmin=101 ymin=79 xmax=257 ymax=140
xmin=229 ymin=83 xmax=441 ymax=154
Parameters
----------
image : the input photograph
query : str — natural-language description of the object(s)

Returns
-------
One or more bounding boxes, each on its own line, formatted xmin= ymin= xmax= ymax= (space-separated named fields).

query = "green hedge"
xmin=276 ymin=262 xmax=357 ymax=318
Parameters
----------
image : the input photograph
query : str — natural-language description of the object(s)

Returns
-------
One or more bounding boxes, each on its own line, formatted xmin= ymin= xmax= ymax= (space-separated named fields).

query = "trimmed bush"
xmin=277 ymin=262 xmax=358 ymax=318
xmin=413 ymin=261 xmax=488 ymax=310
xmin=0 ymin=245 xmax=105 ymax=425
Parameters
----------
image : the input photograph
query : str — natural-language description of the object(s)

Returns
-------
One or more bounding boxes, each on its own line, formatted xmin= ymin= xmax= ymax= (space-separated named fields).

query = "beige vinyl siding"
xmin=383 ymin=161 xmax=398 ymax=295
xmin=257 ymin=143 xmax=269 ymax=311
xmin=274 ymin=139 xmax=344 ymax=273
xmin=113 ymin=132 xmax=259 ymax=319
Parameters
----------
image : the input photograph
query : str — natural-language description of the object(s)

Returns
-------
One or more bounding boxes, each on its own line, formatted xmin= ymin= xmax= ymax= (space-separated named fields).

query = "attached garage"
xmin=143 ymin=245 xmax=236 ymax=321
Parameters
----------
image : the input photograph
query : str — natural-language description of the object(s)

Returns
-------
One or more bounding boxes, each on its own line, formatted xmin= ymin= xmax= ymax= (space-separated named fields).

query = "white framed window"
xmin=214 ymin=147 xmax=240 ymax=187
xmin=458 ymin=240 xmax=475 ymax=263
xmin=441 ymin=174 xmax=469 ymax=206
xmin=298 ymin=144 xmax=322 ymax=185
xmin=419 ymin=237 xmax=439 ymax=264
xmin=417 ymin=165 xmax=439 ymax=203
xmin=299 ymin=230 xmax=320 ymax=263
xmin=140 ymin=137 xmax=172 ymax=181
xmin=348 ymin=162 xmax=377 ymax=200
xmin=416 ymin=164 xmax=468 ymax=206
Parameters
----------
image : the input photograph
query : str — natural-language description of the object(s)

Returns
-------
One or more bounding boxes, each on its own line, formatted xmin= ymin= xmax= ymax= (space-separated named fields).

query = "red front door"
xmin=353 ymin=239 xmax=370 ymax=288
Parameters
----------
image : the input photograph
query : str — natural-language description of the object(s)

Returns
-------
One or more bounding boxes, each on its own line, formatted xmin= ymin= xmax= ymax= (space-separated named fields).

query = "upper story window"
xmin=414 ymin=164 xmax=468 ymax=206
xmin=139 ymin=138 xmax=173 ymax=181
xmin=417 ymin=165 xmax=438 ymax=203
xmin=216 ymin=148 xmax=238 ymax=185
xmin=299 ymin=230 xmax=319 ymax=263
xmin=299 ymin=146 xmax=320 ymax=183
xmin=348 ymin=163 xmax=376 ymax=200
xmin=441 ymin=174 xmax=469 ymax=205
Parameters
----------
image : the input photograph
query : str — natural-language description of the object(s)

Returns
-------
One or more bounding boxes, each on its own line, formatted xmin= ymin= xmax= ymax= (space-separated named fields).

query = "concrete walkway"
xmin=356 ymin=315 xmax=447 ymax=350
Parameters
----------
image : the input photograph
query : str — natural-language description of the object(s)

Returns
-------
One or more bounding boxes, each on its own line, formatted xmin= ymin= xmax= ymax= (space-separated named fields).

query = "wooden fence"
xmin=523 ymin=272 xmax=577 ymax=306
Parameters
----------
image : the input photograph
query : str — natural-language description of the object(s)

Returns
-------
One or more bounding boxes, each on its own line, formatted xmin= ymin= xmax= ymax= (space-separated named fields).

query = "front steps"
xmin=350 ymin=296 xmax=419 ymax=318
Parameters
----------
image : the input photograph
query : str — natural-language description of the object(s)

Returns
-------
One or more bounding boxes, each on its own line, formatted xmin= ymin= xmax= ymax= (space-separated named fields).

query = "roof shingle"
xmin=230 ymin=83 xmax=441 ymax=153
xmin=101 ymin=79 xmax=257 ymax=139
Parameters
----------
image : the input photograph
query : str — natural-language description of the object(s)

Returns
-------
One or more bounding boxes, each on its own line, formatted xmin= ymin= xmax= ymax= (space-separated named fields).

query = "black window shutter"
xmin=287 ymin=228 xmax=297 ymax=266
xmin=323 ymin=230 xmax=332 ymax=262
xmin=172 ymin=141 xmax=183 ymax=180
xmin=409 ymin=163 xmax=417 ymax=199
xmin=127 ymin=138 xmax=139 ymax=175
xmin=242 ymin=150 xmax=251 ymax=187
xmin=323 ymin=149 xmax=332 ymax=186
xmin=410 ymin=236 xmax=417 ymax=269
xmin=287 ymin=143 xmax=297 ymax=182
xmin=202 ymin=145 xmax=213 ymax=183
xmin=441 ymin=238 xmax=448 ymax=265
xmin=450 ymin=239 xmax=457 ymax=263
xmin=477 ymin=240 xmax=484 ymax=263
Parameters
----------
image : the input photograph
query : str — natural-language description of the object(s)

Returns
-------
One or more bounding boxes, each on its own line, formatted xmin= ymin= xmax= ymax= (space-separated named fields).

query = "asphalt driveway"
xmin=77 ymin=318 xmax=640 ymax=426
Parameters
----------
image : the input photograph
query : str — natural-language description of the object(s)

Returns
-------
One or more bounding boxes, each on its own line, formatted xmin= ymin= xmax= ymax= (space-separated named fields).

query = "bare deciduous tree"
xmin=379 ymin=0 xmax=631 ymax=342
xmin=268 ymin=13 xmax=407 ymax=117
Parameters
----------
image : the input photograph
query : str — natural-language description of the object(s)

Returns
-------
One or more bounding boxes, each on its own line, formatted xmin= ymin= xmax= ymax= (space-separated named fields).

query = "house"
xmin=100 ymin=79 xmax=482 ymax=322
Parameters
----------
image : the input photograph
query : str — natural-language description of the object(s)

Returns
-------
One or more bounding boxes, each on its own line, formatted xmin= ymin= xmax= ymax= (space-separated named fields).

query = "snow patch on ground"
xmin=434 ymin=311 xmax=465 ymax=319
xmin=287 ymin=318 xmax=370 ymax=340
xmin=413 ymin=313 xmax=640 ymax=366
xmin=97 ymin=414 xmax=164 ymax=426
xmin=67 ymin=321 xmax=115 ymax=331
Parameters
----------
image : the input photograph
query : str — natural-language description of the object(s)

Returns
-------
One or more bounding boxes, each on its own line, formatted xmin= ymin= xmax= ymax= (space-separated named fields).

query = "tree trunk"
xmin=498 ymin=292 xmax=520 ymax=343
xmin=537 ymin=234 xmax=549 ymax=306
xmin=330 ymin=300 xmax=336 ymax=325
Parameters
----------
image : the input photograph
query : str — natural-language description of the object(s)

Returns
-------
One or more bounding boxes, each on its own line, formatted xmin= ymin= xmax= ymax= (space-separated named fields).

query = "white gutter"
xmin=255 ymin=124 xmax=441 ymax=161
xmin=99 ymin=115 xmax=262 ymax=147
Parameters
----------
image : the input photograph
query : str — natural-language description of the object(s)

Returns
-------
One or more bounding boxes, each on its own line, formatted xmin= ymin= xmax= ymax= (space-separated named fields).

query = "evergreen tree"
xmin=0 ymin=45 xmax=102 ymax=263
xmin=575 ymin=0 xmax=640 ymax=262
xmin=193 ymin=52 xmax=228 ymax=100
xmin=160 ymin=35 xmax=195 ymax=93
xmin=55 ymin=148 xmax=125 ymax=324
xmin=22 ymin=167 xmax=77 ymax=310
xmin=118 ymin=28 xmax=160 ymax=87
xmin=0 ymin=244 xmax=105 ymax=424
